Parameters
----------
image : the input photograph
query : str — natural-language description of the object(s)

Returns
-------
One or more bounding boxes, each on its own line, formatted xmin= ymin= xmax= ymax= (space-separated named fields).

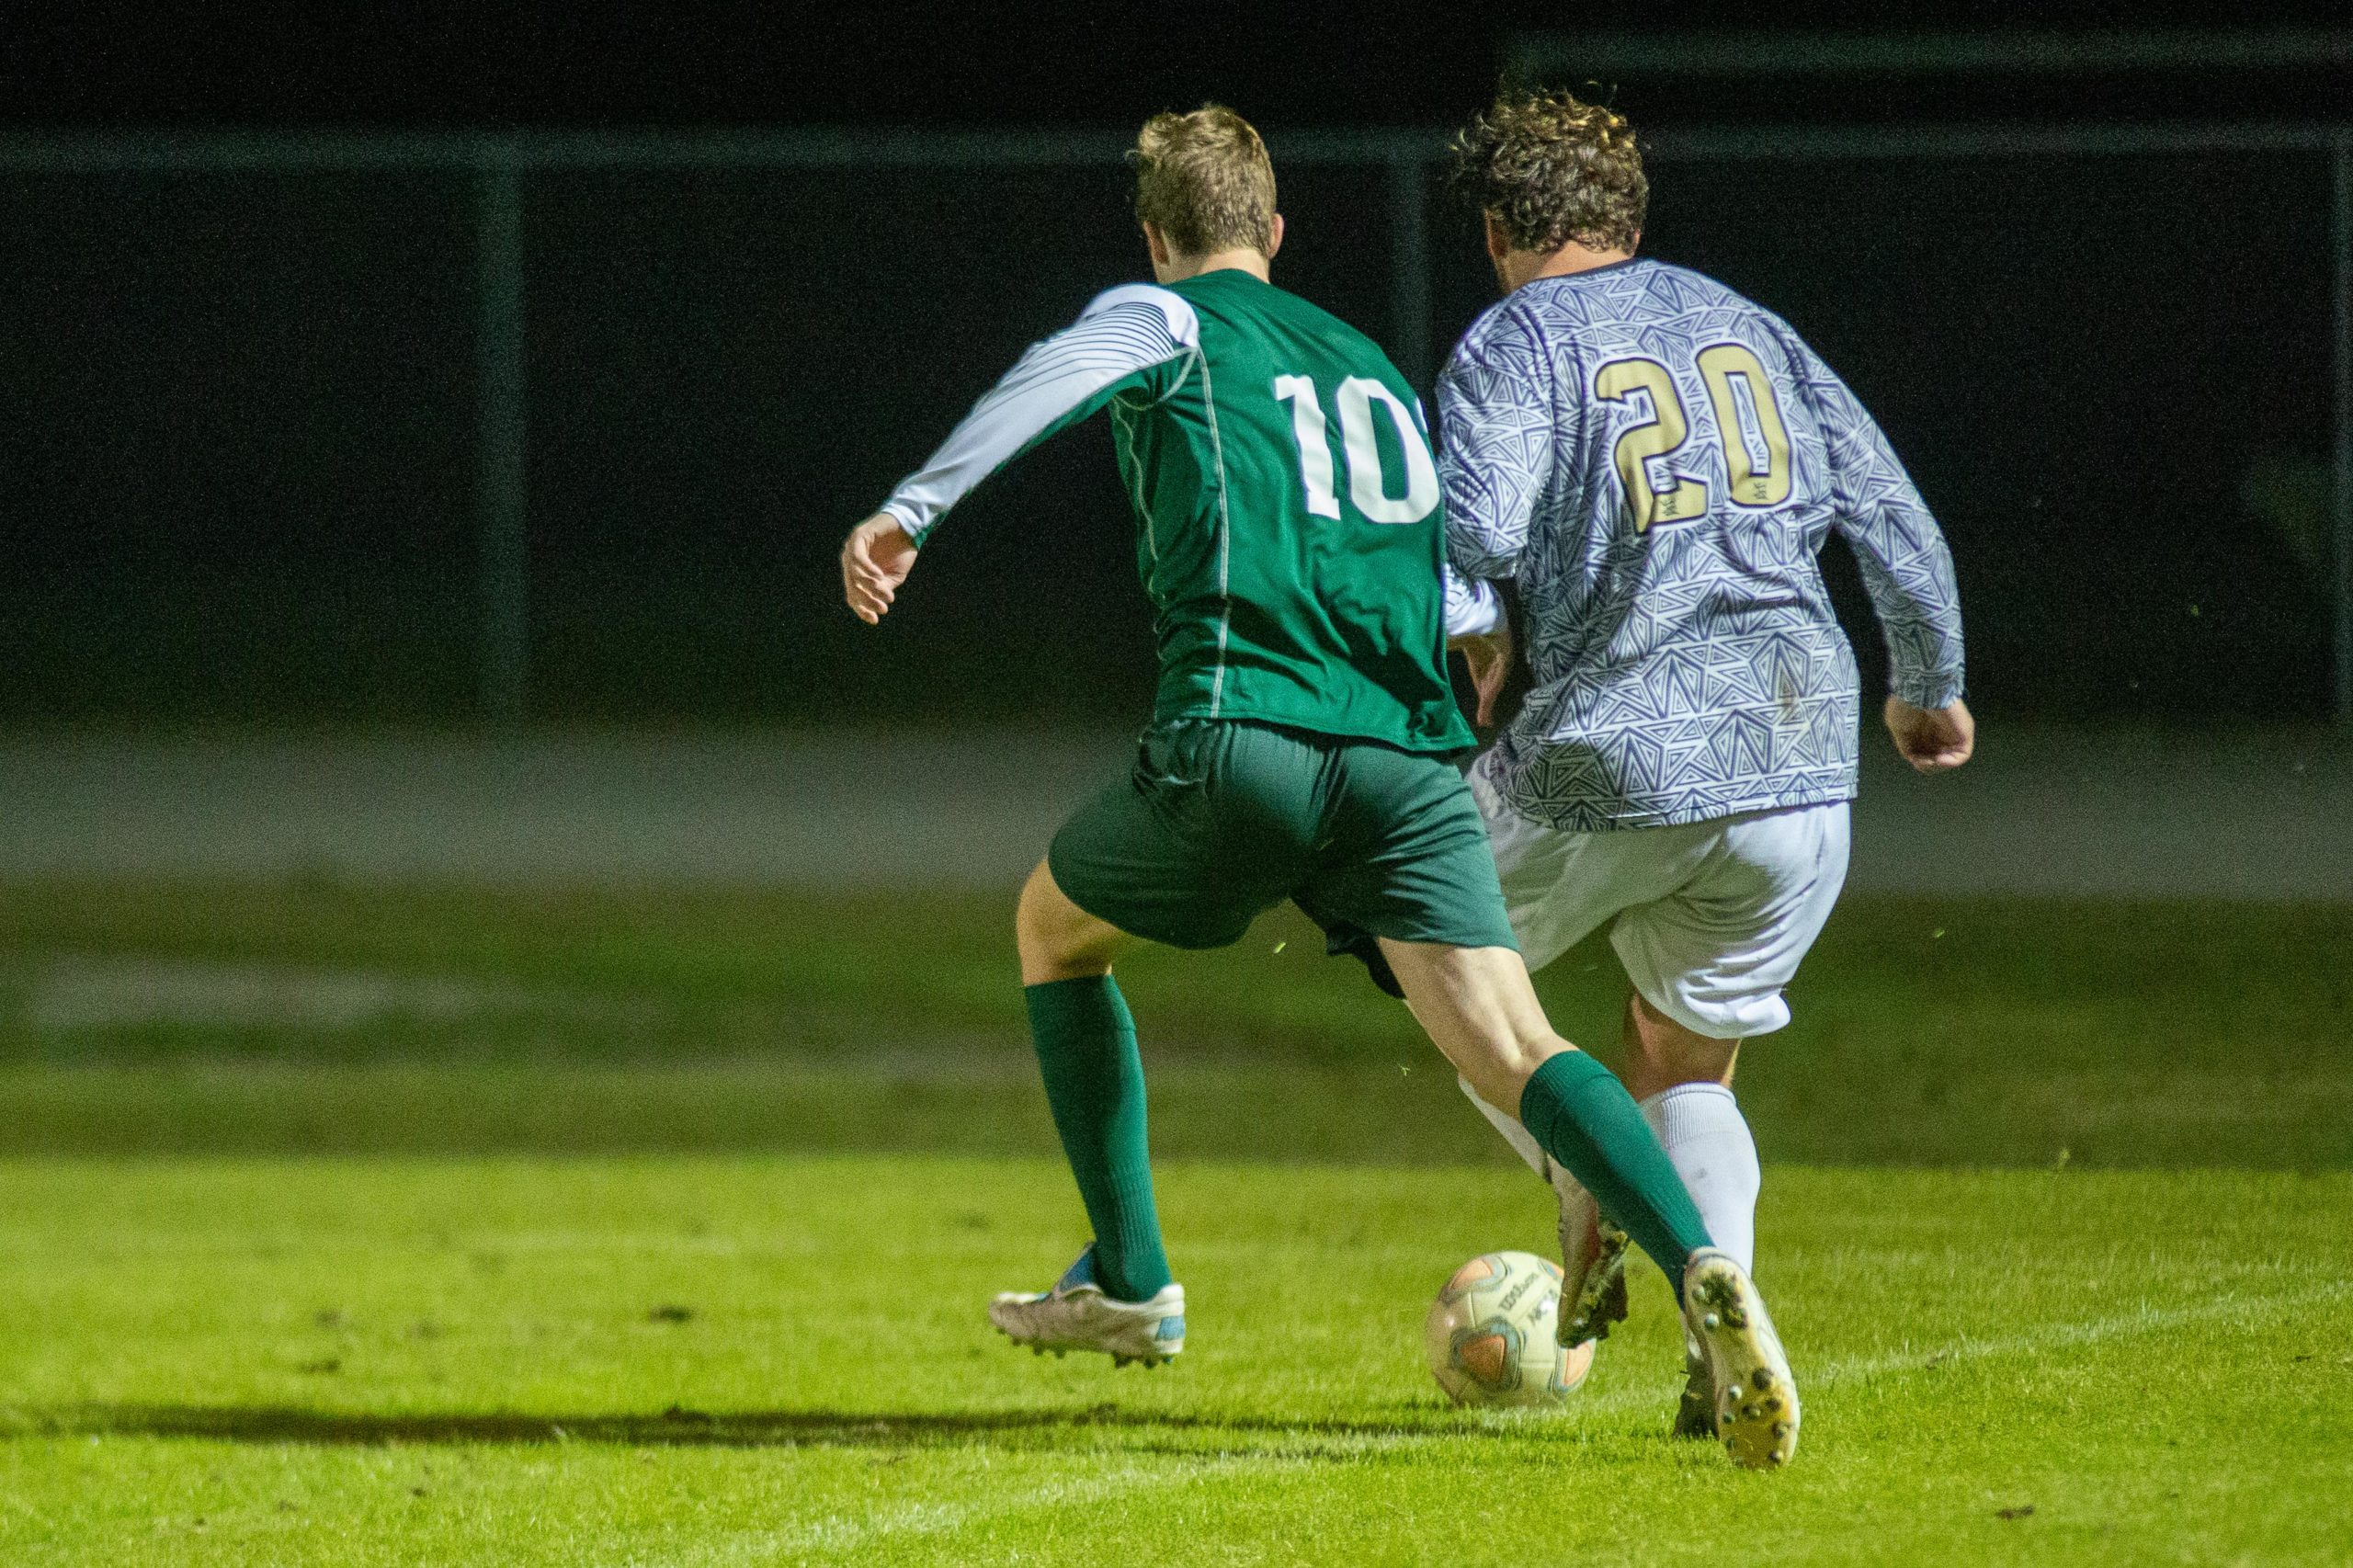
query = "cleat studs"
xmin=1753 ymin=1369 xmax=1774 ymax=1392
xmin=1702 ymin=1312 xmax=1722 ymax=1331
xmin=1773 ymin=1421 xmax=1792 ymax=1437
xmin=1722 ymin=1309 xmax=1748 ymax=1329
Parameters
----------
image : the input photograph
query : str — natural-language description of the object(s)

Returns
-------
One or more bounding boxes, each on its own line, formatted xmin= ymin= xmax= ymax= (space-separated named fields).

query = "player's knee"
xmin=1465 ymin=1033 xmax=1572 ymax=1119
xmin=1013 ymin=868 xmax=1066 ymax=970
xmin=1016 ymin=863 xmax=1112 ymax=983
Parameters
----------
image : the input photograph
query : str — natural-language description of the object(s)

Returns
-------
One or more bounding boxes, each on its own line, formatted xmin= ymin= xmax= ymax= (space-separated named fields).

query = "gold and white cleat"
xmin=1681 ymin=1248 xmax=1799 ymax=1469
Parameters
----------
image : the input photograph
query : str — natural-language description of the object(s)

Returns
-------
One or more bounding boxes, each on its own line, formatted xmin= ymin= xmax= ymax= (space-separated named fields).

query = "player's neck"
xmin=1503 ymin=243 xmax=1635 ymax=291
xmin=1155 ymin=248 xmax=1271 ymax=285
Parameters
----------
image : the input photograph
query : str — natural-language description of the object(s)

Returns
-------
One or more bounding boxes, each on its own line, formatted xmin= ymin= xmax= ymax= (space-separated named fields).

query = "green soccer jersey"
xmin=879 ymin=269 xmax=1483 ymax=753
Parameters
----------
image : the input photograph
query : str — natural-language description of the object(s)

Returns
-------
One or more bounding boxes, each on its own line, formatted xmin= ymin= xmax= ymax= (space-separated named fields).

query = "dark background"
xmin=2 ymin=6 xmax=2346 ymax=725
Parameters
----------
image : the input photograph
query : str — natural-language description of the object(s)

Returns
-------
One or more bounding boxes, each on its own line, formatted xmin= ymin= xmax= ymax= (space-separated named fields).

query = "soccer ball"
xmin=1424 ymin=1249 xmax=1596 ymax=1407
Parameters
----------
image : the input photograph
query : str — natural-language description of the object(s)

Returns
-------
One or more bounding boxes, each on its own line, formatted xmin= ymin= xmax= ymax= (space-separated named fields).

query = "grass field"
xmin=0 ymin=880 xmax=2347 ymax=1563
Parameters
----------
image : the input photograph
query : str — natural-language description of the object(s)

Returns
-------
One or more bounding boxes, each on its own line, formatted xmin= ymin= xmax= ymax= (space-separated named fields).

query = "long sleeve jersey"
xmin=879 ymin=270 xmax=1490 ymax=753
xmin=1439 ymin=257 xmax=1965 ymax=830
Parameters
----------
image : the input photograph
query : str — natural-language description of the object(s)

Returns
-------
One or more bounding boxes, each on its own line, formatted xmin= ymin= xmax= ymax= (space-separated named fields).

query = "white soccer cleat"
xmin=1551 ymin=1167 xmax=1631 ymax=1349
xmin=1681 ymin=1248 xmax=1799 ymax=1469
xmin=988 ymin=1246 xmax=1185 ymax=1368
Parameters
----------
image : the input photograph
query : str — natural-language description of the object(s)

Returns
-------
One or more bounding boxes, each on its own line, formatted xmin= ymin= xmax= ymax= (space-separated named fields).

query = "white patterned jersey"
xmin=1439 ymin=257 xmax=1965 ymax=831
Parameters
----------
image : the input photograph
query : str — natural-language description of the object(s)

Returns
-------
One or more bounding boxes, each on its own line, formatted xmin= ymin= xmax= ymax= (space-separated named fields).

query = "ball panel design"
xmin=1455 ymin=1326 xmax=1517 ymax=1390
xmin=1441 ymin=1256 xmax=1497 ymax=1301
xmin=1423 ymin=1248 xmax=1583 ymax=1409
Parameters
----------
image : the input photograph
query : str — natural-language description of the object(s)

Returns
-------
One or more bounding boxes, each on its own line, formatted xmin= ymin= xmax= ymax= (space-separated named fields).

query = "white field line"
xmin=1571 ymin=1276 xmax=2353 ymax=1419
xmin=653 ymin=1277 xmax=2347 ymax=1566
xmin=1802 ymin=1276 xmax=2353 ymax=1390
xmin=667 ymin=1459 xmax=1281 ymax=1568
xmin=16 ymin=957 xmax=548 ymax=1031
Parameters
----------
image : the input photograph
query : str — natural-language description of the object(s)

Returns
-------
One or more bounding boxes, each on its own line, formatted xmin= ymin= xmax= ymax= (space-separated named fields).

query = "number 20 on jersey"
xmin=1595 ymin=343 xmax=1793 ymax=531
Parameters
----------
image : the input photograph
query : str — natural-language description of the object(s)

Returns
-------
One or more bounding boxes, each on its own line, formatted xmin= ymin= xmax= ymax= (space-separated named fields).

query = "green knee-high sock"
xmin=1517 ymin=1051 xmax=1714 ymax=1294
xmin=1023 ymin=976 xmax=1172 ymax=1302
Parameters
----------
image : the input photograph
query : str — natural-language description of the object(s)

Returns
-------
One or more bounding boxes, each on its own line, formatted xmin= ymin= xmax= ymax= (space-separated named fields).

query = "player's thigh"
xmin=1469 ymin=761 xmax=1699 ymax=974
xmin=1375 ymin=937 xmax=1563 ymax=1113
xmin=1294 ymin=744 xmax=1519 ymax=995
xmin=1608 ymin=801 xmax=1851 ymax=1039
xmin=1047 ymin=721 xmax=1303 ymax=954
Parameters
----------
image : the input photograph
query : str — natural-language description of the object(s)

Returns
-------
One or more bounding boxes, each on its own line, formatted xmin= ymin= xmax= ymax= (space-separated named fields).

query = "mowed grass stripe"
xmin=3 ymin=882 xmax=2348 ymax=1169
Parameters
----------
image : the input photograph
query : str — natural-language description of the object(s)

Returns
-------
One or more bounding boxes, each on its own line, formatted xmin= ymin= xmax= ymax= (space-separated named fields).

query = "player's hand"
xmin=1459 ymin=623 xmax=1515 ymax=727
xmin=841 ymin=513 xmax=918 ymax=624
xmin=1884 ymin=695 xmax=1973 ymax=773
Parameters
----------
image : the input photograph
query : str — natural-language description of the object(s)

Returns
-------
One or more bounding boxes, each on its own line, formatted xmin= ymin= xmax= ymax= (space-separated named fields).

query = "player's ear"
xmin=1142 ymin=222 xmax=1172 ymax=270
xmin=1263 ymin=212 xmax=1284 ymax=261
xmin=1483 ymin=211 xmax=1509 ymax=264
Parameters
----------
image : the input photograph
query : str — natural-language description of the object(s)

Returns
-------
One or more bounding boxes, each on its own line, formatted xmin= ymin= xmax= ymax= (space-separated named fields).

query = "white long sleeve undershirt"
xmin=879 ymin=285 xmax=1199 ymax=543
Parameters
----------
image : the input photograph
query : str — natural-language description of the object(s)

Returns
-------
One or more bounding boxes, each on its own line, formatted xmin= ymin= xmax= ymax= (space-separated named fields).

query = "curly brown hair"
xmin=1131 ymin=104 xmax=1278 ymax=256
xmin=1449 ymin=90 xmax=1646 ymax=255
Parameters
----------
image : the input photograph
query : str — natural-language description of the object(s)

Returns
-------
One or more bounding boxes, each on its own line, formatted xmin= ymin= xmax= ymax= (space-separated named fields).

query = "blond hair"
xmin=1130 ymin=104 xmax=1278 ymax=256
xmin=1449 ymin=90 xmax=1647 ymax=254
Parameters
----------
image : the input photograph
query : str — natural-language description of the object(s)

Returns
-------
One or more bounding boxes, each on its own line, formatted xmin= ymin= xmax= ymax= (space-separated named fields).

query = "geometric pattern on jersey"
xmin=1439 ymin=258 xmax=1965 ymax=831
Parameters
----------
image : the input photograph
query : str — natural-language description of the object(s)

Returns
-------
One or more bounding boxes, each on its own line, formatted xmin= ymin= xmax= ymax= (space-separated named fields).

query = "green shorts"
xmin=1048 ymin=720 xmax=1518 ymax=996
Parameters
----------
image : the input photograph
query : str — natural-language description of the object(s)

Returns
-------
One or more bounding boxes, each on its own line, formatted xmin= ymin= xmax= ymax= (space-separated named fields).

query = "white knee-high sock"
xmin=1639 ymin=1084 xmax=1761 ymax=1276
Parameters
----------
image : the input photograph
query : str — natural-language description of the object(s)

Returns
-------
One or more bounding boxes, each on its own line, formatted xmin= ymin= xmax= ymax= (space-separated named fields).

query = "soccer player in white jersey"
xmin=1436 ymin=92 xmax=1972 ymax=1434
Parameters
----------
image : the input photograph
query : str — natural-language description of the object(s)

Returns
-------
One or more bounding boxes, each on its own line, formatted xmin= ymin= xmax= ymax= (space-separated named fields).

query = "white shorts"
xmin=1470 ymin=770 xmax=1850 ymax=1040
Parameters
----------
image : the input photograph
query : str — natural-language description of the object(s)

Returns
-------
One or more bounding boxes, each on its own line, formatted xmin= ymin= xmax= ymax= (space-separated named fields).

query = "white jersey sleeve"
xmin=879 ymin=285 xmax=1199 ymax=544
xmin=1772 ymin=324 xmax=1966 ymax=709
xmin=1438 ymin=301 xmax=1562 ymax=582
xmin=1443 ymin=568 xmax=1503 ymax=639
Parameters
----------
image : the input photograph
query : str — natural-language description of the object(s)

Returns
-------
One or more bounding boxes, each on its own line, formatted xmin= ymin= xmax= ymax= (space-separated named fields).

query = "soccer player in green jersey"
xmin=839 ymin=106 xmax=1800 ymax=1466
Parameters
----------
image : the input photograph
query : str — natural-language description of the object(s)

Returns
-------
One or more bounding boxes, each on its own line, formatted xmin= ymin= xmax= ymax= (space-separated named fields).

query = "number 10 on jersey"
xmin=1274 ymin=374 xmax=1440 ymax=526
